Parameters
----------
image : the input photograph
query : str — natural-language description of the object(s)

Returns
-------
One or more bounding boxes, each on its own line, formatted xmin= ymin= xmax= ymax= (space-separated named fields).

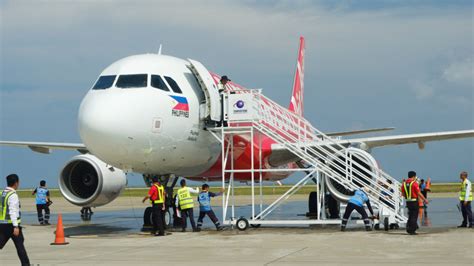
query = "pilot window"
xmin=164 ymin=76 xmax=183 ymax=94
xmin=92 ymin=75 xmax=116 ymax=90
xmin=116 ymin=74 xmax=148 ymax=88
xmin=151 ymin=75 xmax=170 ymax=91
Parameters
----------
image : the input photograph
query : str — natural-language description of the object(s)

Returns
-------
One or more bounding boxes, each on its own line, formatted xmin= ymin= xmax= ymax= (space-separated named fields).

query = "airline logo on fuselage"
xmin=170 ymin=95 xmax=189 ymax=118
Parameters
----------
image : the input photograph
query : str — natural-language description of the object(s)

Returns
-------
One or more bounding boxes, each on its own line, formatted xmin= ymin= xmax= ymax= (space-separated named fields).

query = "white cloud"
xmin=412 ymin=81 xmax=434 ymax=100
xmin=442 ymin=58 xmax=474 ymax=86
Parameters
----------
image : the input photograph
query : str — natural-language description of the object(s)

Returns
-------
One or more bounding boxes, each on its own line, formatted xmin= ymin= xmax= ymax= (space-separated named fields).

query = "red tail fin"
xmin=289 ymin=36 xmax=305 ymax=116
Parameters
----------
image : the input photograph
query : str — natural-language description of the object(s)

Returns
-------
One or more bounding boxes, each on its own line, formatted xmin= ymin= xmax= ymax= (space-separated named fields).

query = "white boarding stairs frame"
xmin=210 ymin=89 xmax=407 ymax=229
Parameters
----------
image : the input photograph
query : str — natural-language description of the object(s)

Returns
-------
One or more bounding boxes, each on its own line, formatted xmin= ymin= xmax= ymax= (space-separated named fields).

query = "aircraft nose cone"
xmin=78 ymin=92 xmax=133 ymax=157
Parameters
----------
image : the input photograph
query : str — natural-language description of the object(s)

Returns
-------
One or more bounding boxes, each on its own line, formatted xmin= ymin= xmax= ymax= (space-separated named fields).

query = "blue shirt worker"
xmin=175 ymin=179 xmax=200 ymax=232
xmin=32 ymin=180 xmax=51 ymax=225
xmin=0 ymin=174 xmax=30 ymax=265
xmin=197 ymin=184 xmax=224 ymax=231
xmin=341 ymin=187 xmax=375 ymax=231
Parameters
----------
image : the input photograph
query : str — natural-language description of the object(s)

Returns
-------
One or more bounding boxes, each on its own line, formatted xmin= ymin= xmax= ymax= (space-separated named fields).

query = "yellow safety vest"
xmin=151 ymin=184 xmax=165 ymax=204
xmin=403 ymin=181 xmax=417 ymax=201
xmin=0 ymin=190 xmax=21 ymax=224
xmin=177 ymin=187 xmax=194 ymax=210
xmin=459 ymin=180 xmax=472 ymax=201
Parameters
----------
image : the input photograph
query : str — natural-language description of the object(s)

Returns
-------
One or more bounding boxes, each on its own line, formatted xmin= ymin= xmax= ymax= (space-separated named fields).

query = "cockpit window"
xmin=164 ymin=76 xmax=183 ymax=94
xmin=92 ymin=75 xmax=116 ymax=90
xmin=151 ymin=75 xmax=170 ymax=91
xmin=116 ymin=74 xmax=148 ymax=88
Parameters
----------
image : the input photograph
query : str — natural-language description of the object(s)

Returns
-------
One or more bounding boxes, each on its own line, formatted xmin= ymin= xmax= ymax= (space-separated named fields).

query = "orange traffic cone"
xmin=51 ymin=213 xmax=69 ymax=245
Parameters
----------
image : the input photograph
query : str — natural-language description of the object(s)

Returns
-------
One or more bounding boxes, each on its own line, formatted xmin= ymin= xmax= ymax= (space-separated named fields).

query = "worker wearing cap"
xmin=457 ymin=171 xmax=472 ymax=228
xmin=217 ymin=75 xmax=230 ymax=127
xmin=401 ymin=171 xmax=428 ymax=235
xmin=341 ymin=187 xmax=375 ymax=231
xmin=176 ymin=179 xmax=199 ymax=232
xmin=196 ymin=184 xmax=224 ymax=231
xmin=142 ymin=176 xmax=166 ymax=236
xmin=0 ymin=174 xmax=30 ymax=265
xmin=32 ymin=179 xmax=52 ymax=225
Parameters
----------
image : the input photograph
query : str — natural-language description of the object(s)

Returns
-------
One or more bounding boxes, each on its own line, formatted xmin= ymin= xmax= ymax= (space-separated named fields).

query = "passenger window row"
xmin=92 ymin=74 xmax=182 ymax=94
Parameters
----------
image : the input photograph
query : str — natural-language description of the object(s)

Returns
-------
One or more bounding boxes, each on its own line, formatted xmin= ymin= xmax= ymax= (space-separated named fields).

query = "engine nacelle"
xmin=59 ymin=154 xmax=127 ymax=207
xmin=325 ymin=147 xmax=380 ymax=203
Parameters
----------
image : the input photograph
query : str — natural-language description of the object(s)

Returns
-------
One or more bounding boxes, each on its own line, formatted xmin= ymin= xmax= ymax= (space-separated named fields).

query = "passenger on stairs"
xmin=341 ymin=187 xmax=375 ymax=231
xmin=216 ymin=75 xmax=230 ymax=127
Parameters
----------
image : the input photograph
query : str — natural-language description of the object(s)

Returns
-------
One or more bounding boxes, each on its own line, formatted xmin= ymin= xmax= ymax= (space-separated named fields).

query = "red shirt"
xmin=401 ymin=178 xmax=420 ymax=199
xmin=148 ymin=184 xmax=160 ymax=201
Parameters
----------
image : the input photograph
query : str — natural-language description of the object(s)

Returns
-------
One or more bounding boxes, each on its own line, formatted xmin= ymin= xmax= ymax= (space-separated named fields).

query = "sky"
xmin=0 ymin=0 xmax=473 ymax=189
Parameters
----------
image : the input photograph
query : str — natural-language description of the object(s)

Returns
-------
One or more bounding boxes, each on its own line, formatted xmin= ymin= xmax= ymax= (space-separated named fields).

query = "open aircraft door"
xmin=187 ymin=59 xmax=221 ymax=122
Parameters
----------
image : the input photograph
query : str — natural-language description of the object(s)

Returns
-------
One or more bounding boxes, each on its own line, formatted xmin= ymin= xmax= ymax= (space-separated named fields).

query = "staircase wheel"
xmin=384 ymin=217 xmax=389 ymax=231
xmin=236 ymin=217 xmax=249 ymax=231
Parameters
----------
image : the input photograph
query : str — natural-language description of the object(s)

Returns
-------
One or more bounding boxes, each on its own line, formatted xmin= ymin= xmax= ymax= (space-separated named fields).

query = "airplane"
xmin=1 ymin=37 xmax=473 ymax=219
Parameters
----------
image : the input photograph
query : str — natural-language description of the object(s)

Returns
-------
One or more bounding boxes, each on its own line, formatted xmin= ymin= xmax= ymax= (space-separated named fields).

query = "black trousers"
xmin=36 ymin=203 xmax=50 ymax=224
xmin=460 ymin=201 xmax=473 ymax=226
xmin=181 ymin=208 xmax=196 ymax=230
xmin=421 ymin=191 xmax=428 ymax=199
xmin=406 ymin=201 xmax=419 ymax=233
xmin=341 ymin=202 xmax=371 ymax=229
xmin=0 ymin=224 xmax=30 ymax=266
xmin=197 ymin=210 xmax=221 ymax=228
xmin=152 ymin=203 xmax=165 ymax=235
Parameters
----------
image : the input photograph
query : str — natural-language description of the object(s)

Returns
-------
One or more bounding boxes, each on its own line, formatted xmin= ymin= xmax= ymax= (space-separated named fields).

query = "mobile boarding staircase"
xmin=209 ymin=89 xmax=407 ymax=230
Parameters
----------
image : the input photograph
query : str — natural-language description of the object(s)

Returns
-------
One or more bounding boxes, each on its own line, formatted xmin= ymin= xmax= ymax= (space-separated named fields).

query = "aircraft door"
xmin=187 ymin=59 xmax=221 ymax=122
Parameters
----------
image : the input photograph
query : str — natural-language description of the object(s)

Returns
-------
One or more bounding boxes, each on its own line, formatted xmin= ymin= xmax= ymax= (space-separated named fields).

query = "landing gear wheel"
xmin=384 ymin=217 xmax=389 ymax=231
xmin=143 ymin=207 xmax=153 ymax=226
xmin=250 ymin=216 xmax=261 ymax=228
xmin=390 ymin=223 xmax=399 ymax=230
xmin=236 ymin=217 xmax=249 ymax=231
xmin=307 ymin=191 xmax=318 ymax=217
xmin=374 ymin=224 xmax=380 ymax=230
xmin=164 ymin=209 xmax=171 ymax=227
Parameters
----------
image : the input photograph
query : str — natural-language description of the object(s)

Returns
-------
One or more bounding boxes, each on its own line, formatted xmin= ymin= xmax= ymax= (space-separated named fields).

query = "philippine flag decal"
xmin=170 ymin=95 xmax=190 ymax=118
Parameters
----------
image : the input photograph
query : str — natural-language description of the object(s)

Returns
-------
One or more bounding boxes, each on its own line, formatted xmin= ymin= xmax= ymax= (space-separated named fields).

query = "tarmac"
xmin=1 ymin=194 xmax=473 ymax=265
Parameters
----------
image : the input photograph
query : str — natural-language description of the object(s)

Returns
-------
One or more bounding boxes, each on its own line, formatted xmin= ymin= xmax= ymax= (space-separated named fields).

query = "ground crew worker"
xmin=176 ymin=179 xmax=199 ymax=232
xmin=0 ymin=174 xmax=30 ymax=265
xmin=217 ymin=75 xmax=230 ymax=127
xmin=32 ymin=180 xmax=52 ymax=225
xmin=142 ymin=176 xmax=166 ymax=236
xmin=419 ymin=179 xmax=427 ymax=209
xmin=341 ymin=187 xmax=375 ymax=231
xmin=196 ymin=184 xmax=224 ymax=231
xmin=457 ymin=171 xmax=472 ymax=228
xmin=401 ymin=171 xmax=428 ymax=235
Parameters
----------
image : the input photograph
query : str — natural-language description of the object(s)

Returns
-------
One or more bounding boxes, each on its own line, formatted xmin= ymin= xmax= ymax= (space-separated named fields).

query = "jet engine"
xmin=325 ymin=147 xmax=379 ymax=203
xmin=59 ymin=154 xmax=127 ymax=207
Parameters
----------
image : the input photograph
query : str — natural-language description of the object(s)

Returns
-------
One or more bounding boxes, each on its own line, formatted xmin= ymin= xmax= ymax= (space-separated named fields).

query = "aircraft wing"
xmin=0 ymin=141 xmax=88 ymax=154
xmin=268 ymin=129 xmax=474 ymax=167
xmin=323 ymin=127 xmax=395 ymax=137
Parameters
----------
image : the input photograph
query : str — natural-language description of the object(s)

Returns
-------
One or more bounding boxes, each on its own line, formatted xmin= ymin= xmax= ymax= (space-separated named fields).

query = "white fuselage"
xmin=78 ymin=54 xmax=221 ymax=175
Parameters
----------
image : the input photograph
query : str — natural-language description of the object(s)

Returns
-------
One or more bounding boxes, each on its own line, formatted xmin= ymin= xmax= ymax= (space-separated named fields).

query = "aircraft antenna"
xmin=158 ymin=44 xmax=162 ymax=55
